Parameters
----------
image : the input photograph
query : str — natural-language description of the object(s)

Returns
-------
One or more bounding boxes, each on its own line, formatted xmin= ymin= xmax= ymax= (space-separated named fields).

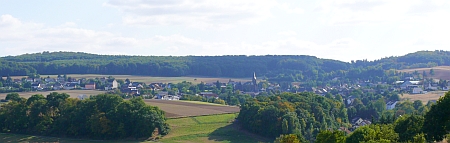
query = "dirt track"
xmin=144 ymin=100 xmax=240 ymax=118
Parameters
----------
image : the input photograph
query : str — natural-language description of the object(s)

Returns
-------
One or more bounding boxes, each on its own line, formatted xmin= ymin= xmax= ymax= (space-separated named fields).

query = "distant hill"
xmin=1 ymin=50 xmax=450 ymax=83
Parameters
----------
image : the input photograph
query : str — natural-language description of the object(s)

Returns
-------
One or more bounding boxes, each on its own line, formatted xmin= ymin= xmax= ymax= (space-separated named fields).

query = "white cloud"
xmin=277 ymin=31 xmax=297 ymax=36
xmin=317 ymin=0 xmax=449 ymax=26
xmin=0 ymin=14 xmax=371 ymax=62
xmin=105 ymin=0 xmax=278 ymax=29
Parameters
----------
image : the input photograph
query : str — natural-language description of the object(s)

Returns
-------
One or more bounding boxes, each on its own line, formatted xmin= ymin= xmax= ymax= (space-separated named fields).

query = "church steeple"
xmin=252 ymin=72 xmax=257 ymax=92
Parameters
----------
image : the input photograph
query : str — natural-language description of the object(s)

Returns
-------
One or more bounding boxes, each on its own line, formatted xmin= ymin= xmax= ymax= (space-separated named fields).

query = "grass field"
xmin=401 ymin=91 xmax=447 ymax=103
xmin=0 ymin=90 xmax=106 ymax=99
xmin=398 ymin=66 xmax=450 ymax=80
xmin=160 ymin=113 xmax=270 ymax=143
xmin=144 ymin=100 xmax=240 ymax=118
xmin=8 ymin=74 xmax=257 ymax=84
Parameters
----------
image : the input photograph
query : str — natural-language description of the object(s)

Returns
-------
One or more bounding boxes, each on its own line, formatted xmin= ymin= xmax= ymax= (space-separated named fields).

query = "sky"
xmin=0 ymin=0 xmax=449 ymax=62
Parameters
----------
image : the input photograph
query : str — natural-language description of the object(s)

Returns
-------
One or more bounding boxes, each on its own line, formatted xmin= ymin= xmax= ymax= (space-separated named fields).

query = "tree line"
xmin=0 ymin=92 xmax=170 ymax=140
xmin=2 ymin=50 xmax=450 ymax=84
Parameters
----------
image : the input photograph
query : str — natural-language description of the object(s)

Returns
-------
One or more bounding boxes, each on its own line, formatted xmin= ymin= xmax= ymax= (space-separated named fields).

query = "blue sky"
xmin=0 ymin=0 xmax=449 ymax=62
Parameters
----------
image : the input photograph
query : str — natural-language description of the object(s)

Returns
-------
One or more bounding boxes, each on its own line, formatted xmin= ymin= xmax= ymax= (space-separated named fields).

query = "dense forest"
xmin=238 ymin=92 xmax=349 ymax=142
xmin=240 ymin=91 xmax=450 ymax=143
xmin=1 ymin=50 xmax=450 ymax=83
xmin=0 ymin=92 xmax=170 ymax=140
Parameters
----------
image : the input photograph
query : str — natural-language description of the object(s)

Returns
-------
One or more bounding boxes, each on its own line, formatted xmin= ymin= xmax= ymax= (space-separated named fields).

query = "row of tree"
xmin=0 ymin=92 xmax=170 ymax=140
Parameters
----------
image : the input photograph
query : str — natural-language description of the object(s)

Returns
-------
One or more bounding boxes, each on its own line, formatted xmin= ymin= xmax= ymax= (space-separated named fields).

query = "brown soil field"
xmin=143 ymin=99 xmax=240 ymax=118
xmin=0 ymin=90 xmax=106 ymax=99
xmin=7 ymin=74 xmax=258 ymax=84
xmin=401 ymin=91 xmax=447 ymax=103
xmin=398 ymin=66 xmax=450 ymax=80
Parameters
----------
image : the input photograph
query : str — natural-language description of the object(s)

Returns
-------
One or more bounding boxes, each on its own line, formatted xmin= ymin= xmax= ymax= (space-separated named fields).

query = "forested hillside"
xmin=238 ymin=92 xmax=348 ymax=142
xmin=1 ymin=50 xmax=450 ymax=83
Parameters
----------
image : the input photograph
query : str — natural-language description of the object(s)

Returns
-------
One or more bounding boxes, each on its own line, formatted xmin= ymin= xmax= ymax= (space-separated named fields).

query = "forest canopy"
xmin=1 ymin=50 xmax=450 ymax=82
xmin=0 ymin=92 xmax=170 ymax=140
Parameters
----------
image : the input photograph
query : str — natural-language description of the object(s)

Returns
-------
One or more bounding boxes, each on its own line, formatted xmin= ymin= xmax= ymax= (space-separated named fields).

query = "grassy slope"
xmin=160 ymin=113 xmax=270 ymax=143
xmin=0 ymin=114 xmax=269 ymax=143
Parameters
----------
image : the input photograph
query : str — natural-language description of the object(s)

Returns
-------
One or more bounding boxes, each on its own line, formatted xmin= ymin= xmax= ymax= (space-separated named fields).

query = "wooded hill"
xmin=1 ymin=50 xmax=450 ymax=83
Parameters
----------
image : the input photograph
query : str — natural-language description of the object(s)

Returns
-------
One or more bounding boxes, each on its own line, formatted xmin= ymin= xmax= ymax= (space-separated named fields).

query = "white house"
xmin=386 ymin=101 xmax=398 ymax=110
xmin=78 ymin=94 xmax=88 ymax=100
xmin=443 ymin=86 xmax=449 ymax=91
xmin=426 ymin=83 xmax=438 ymax=90
xmin=412 ymin=87 xmax=424 ymax=94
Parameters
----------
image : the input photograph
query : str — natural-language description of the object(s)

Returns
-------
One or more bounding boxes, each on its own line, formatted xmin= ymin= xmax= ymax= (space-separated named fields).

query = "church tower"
xmin=252 ymin=72 xmax=257 ymax=92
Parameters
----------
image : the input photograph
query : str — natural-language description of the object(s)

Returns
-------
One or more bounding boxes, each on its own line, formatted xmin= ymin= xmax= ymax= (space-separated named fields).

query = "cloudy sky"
xmin=0 ymin=0 xmax=449 ymax=62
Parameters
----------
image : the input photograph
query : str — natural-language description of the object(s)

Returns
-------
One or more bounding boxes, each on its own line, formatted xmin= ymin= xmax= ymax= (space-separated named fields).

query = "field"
xmin=0 ymin=90 xmax=106 ymax=99
xmin=401 ymin=91 xmax=447 ymax=103
xmin=144 ymin=100 xmax=240 ymax=118
xmin=9 ymin=74 xmax=257 ymax=84
xmin=160 ymin=113 xmax=270 ymax=143
xmin=398 ymin=66 xmax=450 ymax=80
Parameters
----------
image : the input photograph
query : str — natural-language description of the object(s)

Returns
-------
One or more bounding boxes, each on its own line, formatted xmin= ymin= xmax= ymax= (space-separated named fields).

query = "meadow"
xmin=10 ymin=74 xmax=257 ymax=84
xmin=159 ymin=113 xmax=270 ymax=143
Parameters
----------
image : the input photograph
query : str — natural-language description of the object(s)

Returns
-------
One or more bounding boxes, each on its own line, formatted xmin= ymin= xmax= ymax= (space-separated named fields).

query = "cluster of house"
xmin=10 ymin=76 xmax=118 ymax=91
xmin=394 ymin=77 xmax=449 ymax=94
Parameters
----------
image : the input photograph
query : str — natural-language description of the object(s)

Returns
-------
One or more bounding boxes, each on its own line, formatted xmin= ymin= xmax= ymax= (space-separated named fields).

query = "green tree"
xmin=423 ymin=91 xmax=450 ymax=142
xmin=316 ymin=130 xmax=346 ymax=143
xmin=413 ymin=100 xmax=423 ymax=110
xmin=346 ymin=124 xmax=398 ymax=143
xmin=5 ymin=93 xmax=20 ymax=101
xmin=394 ymin=114 xmax=424 ymax=142
xmin=274 ymin=134 xmax=301 ymax=143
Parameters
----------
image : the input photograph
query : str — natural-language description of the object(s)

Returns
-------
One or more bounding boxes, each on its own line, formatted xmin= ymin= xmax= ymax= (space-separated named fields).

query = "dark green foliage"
xmin=316 ymin=130 xmax=346 ymax=143
xmin=423 ymin=91 xmax=450 ymax=142
xmin=394 ymin=115 xmax=424 ymax=142
xmin=5 ymin=93 xmax=20 ymax=101
xmin=0 ymin=92 xmax=169 ymax=140
xmin=238 ymin=92 xmax=348 ymax=142
xmin=346 ymin=124 xmax=398 ymax=143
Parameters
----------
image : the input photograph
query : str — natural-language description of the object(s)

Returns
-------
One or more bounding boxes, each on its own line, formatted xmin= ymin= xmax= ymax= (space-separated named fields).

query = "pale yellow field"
xmin=398 ymin=66 xmax=450 ymax=80
xmin=0 ymin=90 xmax=106 ymax=99
xmin=401 ymin=91 xmax=447 ymax=103
xmin=8 ymin=74 xmax=257 ymax=84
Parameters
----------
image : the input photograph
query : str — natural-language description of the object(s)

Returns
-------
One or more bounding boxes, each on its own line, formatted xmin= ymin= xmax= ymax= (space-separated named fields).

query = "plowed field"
xmin=144 ymin=100 xmax=240 ymax=118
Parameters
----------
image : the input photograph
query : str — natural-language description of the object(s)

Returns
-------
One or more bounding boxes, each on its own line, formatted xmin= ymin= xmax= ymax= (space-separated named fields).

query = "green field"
xmin=160 ymin=113 xmax=270 ymax=143
xmin=0 ymin=114 xmax=269 ymax=143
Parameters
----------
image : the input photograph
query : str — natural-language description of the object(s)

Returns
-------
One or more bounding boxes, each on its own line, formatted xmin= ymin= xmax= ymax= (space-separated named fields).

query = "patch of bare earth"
xmin=143 ymin=100 xmax=240 ymax=118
